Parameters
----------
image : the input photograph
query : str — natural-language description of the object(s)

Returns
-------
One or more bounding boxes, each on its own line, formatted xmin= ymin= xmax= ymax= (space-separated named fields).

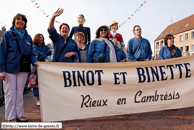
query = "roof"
xmin=0 ymin=30 xmax=3 ymax=37
xmin=155 ymin=14 xmax=194 ymax=41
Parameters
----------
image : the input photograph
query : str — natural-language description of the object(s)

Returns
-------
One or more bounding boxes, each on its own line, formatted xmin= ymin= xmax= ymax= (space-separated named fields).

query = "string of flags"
xmin=31 ymin=0 xmax=61 ymax=24
xmin=31 ymin=0 xmax=147 ymax=26
xmin=119 ymin=1 xmax=147 ymax=28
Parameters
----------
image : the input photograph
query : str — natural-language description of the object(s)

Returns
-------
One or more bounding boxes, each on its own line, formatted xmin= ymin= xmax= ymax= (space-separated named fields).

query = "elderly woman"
xmin=75 ymin=32 xmax=89 ymax=62
xmin=87 ymin=25 xmax=120 ymax=63
xmin=0 ymin=13 xmax=38 ymax=122
xmin=158 ymin=34 xmax=182 ymax=60
xmin=48 ymin=8 xmax=79 ymax=62
xmin=32 ymin=33 xmax=52 ymax=106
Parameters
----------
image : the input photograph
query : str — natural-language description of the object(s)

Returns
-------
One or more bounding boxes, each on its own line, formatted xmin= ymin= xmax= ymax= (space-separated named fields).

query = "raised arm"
xmin=48 ymin=8 xmax=64 ymax=29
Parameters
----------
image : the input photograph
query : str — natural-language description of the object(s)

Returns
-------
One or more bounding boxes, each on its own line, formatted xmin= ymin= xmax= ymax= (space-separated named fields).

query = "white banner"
xmin=38 ymin=56 xmax=194 ymax=122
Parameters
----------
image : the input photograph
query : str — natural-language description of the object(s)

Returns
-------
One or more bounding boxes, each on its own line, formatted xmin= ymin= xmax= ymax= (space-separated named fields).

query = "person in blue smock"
xmin=48 ymin=8 xmax=80 ymax=62
xmin=87 ymin=25 xmax=120 ymax=63
xmin=158 ymin=34 xmax=182 ymax=60
xmin=112 ymin=38 xmax=126 ymax=62
xmin=32 ymin=33 xmax=52 ymax=106
xmin=74 ymin=32 xmax=89 ymax=63
xmin=0 ymin=13 xmax=38 ymax=122
xmin=33 ymin=34 xmax=52 ymax=62
xmin=126 ymin=25 xmax=152 ymax=62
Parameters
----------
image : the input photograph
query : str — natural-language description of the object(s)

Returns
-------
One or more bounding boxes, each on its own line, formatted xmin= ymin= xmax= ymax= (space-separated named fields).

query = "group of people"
xmin=0 ymin=8 xmax=182 ymax=122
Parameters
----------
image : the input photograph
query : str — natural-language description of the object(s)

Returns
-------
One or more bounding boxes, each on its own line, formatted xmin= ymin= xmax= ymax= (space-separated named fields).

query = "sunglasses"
xmin=100 ymin=29 xmax=107 ymax=32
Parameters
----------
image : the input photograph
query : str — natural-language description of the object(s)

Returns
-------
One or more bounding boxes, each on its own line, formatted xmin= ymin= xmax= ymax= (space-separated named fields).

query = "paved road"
xmin=0 ymin=90 xmax=194 ymax=130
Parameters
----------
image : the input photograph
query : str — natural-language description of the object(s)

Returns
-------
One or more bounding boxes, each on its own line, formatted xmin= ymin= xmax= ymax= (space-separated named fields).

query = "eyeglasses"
xmin=100 ymin=29 xmax=107 ymax=32
xmin=135 ymin=29 xmax=141 ymax=31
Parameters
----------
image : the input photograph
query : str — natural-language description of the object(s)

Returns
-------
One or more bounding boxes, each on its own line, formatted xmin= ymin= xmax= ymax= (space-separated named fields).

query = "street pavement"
xmin=0 ymin=90 xmax=194 ymax=130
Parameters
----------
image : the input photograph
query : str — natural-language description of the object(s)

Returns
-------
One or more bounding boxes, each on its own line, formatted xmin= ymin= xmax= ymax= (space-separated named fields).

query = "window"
xmin=180 ymin=35 xmax=183 ymax=42
xmin=180 ymin=47 xmax=183 ymax=52
xmin=185 ymin=33 xmax=189 ymax=40
xmin=160 ymin=33 xmax=163 ymax=37
xmin=177 ymin=26 xmax=182 ymax=31
xmin=185 ymin=23 xmax=190 ymax=28
xmin=170 ymin=30 xmax=173 ymax=33
xmin=165 ymin=32 xmax=168 ymax=35
xmin=156 ymin=42 xmax=159 ymax=49
xmin=192 ymin=31 xmax=194 ymax=39
xmin=186 ymin=46 xmax=189 ymax=52
xmin=174 ymin=37 xmax=176 ymax=45
xmin=160 ymin=41 xmax=164 ymax=48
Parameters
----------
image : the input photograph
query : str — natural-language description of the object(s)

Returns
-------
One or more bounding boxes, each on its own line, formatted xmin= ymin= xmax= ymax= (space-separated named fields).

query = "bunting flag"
xmin=31 ymin=0 xmax=60 ymax=24
xmin=31 ymin=0 xmax=147 ymax=26
xmin=119 ymin=1 xmax=148 ymax=28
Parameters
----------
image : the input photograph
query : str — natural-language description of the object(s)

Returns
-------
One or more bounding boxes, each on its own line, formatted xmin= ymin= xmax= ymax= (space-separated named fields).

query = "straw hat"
xmin=95 ymin=25 xmax=110 ymax=36
xmin=109 ymin=21 xmax=118 ymax=27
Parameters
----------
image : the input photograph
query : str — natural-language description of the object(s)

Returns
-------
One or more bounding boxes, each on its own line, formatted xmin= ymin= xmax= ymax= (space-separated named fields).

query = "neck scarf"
xmin=14 ymin=26 xmax=25 ymax=39
xmin=95 ymin=37 xmax=117 ymax=62
xmin=167 ymin=45 xmax=176 ymax=58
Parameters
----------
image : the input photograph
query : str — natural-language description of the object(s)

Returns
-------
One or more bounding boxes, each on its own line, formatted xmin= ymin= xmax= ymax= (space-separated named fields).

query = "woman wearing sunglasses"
xmin=87 ymin=25 xmax=120 ymax=63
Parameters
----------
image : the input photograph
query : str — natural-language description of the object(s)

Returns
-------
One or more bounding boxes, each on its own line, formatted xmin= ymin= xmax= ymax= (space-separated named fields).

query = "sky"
xmin=0 ymin=0 xmax=193 ymax=55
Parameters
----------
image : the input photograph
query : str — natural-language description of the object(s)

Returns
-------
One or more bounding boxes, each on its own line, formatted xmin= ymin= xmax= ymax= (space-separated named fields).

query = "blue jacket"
xmin=33 ymin=44 xmax=52 ymax=61
xmin=48 ymin=27 xmax=80 ymax=62
xmin=126 ymin=37 xmax=152 ymax=62
xmin=87 ymin=40 xmax=120 ymax=63
xmin=117 ymin=48 xmax=126 ymax=61
xmin=0 ymin=27 xmax=36 ymax=74
xmin=158 ymin=46 xmax=182 ymax=60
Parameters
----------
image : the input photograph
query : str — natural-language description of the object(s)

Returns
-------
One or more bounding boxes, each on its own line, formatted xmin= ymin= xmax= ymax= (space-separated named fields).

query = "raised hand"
xmin=49 ymin=8 xmax=64 ymax=29
xmin=53 ymin=8 xmax=64 ymax=17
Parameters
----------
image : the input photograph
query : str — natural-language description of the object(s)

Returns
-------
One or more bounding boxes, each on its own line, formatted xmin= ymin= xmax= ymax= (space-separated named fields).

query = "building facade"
xmin=155 ymin=14 xmax=194 ymax=56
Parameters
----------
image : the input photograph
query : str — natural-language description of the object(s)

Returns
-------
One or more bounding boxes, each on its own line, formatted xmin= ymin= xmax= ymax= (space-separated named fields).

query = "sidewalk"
xmin=0 ymin=90 xmax=194 ymax=130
